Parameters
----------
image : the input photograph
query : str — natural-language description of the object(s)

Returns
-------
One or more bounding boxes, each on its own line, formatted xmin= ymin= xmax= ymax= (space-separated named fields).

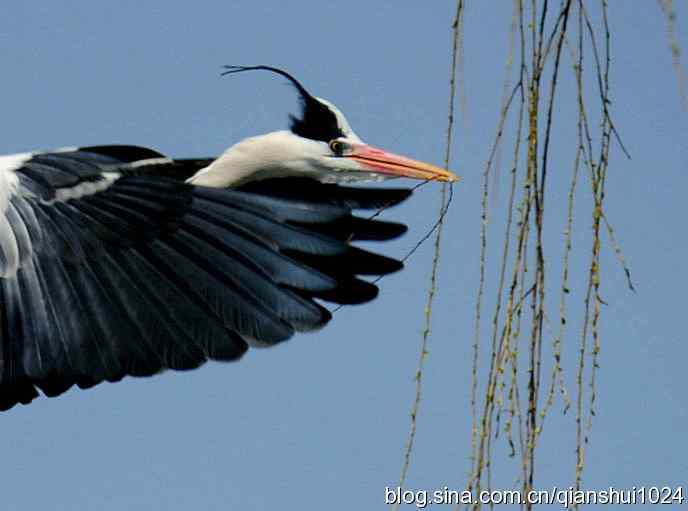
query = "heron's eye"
xmin=329 ymin=140 xmax=345 ymax=155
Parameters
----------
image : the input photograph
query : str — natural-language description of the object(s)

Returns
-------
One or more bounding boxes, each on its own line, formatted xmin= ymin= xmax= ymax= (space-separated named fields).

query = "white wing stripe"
xmin=0 ymin=212 xmax=20 ymax=278
xmin=49 ymin=174 xmax=119 ymax=203
xmin=6 ymin=202 xmax=33 ymax=267
xmin=1 ymin=159 xmax=21 ymax=212
xmin=0 ymin=152 xmax=32 ymax=175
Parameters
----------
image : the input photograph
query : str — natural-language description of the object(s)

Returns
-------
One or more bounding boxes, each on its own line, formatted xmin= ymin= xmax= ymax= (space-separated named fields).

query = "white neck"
xmin=187 ymin=131 xmax=329 ymax=188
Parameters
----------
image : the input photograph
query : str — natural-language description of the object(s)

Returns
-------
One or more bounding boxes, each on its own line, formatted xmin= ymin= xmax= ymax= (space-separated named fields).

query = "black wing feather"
xmin=0 ymin=146 xmax=410 ymax=410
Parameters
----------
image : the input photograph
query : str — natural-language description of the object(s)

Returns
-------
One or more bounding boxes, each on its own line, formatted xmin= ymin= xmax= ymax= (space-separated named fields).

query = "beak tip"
xmin=444 ymin=171 xmax=460 ymax=183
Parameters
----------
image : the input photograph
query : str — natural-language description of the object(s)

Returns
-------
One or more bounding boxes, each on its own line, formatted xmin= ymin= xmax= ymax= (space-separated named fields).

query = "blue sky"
xmin=1 ymin=2 xmax=686 ymax=510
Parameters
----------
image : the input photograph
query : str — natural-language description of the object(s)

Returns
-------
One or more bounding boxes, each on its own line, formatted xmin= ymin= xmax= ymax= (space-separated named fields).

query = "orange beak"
xmin=346 ymin=143 xmax=459 ymax=182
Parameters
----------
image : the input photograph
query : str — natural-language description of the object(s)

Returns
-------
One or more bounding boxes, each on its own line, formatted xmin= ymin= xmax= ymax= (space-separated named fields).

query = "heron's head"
xmin=189 ymin=66 xmax=459 ymax=188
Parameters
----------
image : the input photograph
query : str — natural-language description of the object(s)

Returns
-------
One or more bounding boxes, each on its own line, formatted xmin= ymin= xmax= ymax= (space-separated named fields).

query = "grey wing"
xmin=0 ymin=146 xmax=410 ymax=410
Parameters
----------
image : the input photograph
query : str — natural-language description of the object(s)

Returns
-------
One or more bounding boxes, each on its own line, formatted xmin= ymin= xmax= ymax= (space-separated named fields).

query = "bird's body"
xmin=0 ymin=66 xmax=457 ymax=410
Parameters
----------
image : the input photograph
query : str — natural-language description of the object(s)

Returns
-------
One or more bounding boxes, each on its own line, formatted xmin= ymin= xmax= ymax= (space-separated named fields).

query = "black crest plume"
xmin=221 ymin=65 xmax=345 ymax=142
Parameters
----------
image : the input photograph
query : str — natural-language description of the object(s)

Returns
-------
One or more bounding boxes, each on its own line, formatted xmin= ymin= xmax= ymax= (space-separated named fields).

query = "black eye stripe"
xmin=290 ymin=97 xmax=344 ymax=142
xmin=221 ymin=65 xmax=346 ymax=142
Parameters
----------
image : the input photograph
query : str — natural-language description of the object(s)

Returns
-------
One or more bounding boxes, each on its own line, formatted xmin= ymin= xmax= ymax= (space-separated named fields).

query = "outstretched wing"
xmin=0 ymin=146 xmax=410 ymax=410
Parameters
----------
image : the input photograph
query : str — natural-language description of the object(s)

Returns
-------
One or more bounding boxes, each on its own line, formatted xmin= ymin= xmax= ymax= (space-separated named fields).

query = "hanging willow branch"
xmin=393 ymin=0 xmax=464 ymax=504
xmin=463 ymin=1 xmax=634 ymax=510
xmin=658 ymin=0 xmax=688 ymax=110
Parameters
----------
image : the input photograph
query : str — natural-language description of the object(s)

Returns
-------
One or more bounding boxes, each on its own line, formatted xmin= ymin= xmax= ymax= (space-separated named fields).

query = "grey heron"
xmin=0 ymin=66 xmax=457 ymax=410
